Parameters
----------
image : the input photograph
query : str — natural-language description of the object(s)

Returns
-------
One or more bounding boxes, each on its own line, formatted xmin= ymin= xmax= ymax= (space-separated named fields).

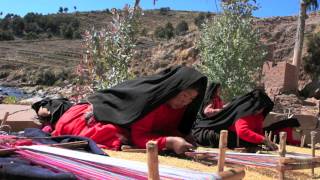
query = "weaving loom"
xmin=186 ymin=131 xmax=320 ymax=180
xmin=0 ymin=138 xmax=245 ymax=180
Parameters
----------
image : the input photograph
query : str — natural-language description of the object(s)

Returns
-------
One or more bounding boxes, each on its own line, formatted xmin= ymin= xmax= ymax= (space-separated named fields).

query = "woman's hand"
xmin=262 ymin=138 xmax=278 ymax=151
xmin=166 ymin=137 xmax=194 ymax=154
xmin=204 ymin=108 xmax=222 ymax=117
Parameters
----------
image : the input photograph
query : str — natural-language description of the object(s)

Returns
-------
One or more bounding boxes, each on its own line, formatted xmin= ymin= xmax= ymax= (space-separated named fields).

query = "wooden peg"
xmin=300 ymin=134 xmax=306 ymax=148
xmin=147 ymin=141 xmax=159 ymax=180
xmin=217 ymin=130 xmax=228 ymax=173
xmin=268 ymin=131 xmax=273 ymax=141
xmin=311 ymin=131 xmax=317 ymax=178
xmin=278 ymin=132 xmax=287 ymax=180
xmin=273 ymin=135 xmax=277 ymax=143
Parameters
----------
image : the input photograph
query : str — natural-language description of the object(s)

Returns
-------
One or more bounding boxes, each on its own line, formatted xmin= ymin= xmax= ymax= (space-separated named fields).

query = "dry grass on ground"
xmin=104 ymin=145 xmax=320 ymax=180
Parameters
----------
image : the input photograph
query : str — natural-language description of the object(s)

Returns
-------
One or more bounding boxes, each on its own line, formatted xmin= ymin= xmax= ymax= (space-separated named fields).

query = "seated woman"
xmin=192 ymin=89 xmax=278 ymax=151
xmin=52 ymin=66 xmax=207 ymax=154
xmin=201 ymin=82 xmax=224 ymax=118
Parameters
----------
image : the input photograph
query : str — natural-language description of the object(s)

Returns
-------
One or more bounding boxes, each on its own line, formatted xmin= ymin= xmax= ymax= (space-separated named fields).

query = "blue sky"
xmin=0 ymin=0 xmax=304 ymax=18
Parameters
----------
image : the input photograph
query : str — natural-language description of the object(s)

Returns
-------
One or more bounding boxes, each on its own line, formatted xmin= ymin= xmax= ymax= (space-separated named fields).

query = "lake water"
xmin=0 ymin=86 xmax=28 ymax=98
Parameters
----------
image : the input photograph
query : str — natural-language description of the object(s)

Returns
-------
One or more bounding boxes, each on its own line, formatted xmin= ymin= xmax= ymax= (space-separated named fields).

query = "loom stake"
xmin=218 ymin=130 xmax=228 ymax=173
xmin=147 ymin=141 xmax=159 ymax=180
xmin=278 ymin=131 xmax=287 ymax=180
xmin=311 ymin=131 xmax=317 ymax=178
xmin=300 ymin=134 xmax=306 ymax=148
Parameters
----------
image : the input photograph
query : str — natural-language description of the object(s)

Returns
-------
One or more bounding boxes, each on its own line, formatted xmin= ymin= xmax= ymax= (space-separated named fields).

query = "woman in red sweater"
xmin=201 ymin=82 xmax=224 ymax=117
xmin=52 ymin=66 xmax=207 ymax=154
xmin=193 ymin=89 xmax=278 ymax=151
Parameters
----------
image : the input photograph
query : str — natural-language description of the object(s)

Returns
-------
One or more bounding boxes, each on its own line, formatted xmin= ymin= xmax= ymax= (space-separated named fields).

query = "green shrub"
xmin=154 ymin=22 xmax=174 ymax=40
xmin=175 ymin=20 xmax=189 ymax=35
xmin=24 ymin=32 xmax=39 ymax=40
xmin=77 ymin=6 xmax=141 ymax=90
xmin=197 ymin=1 xmax=266 ymax=100
xmin=3 ymin=96 xmax=17 ymax=104
xmin=0 ymin=30 xmax=14 ymax=40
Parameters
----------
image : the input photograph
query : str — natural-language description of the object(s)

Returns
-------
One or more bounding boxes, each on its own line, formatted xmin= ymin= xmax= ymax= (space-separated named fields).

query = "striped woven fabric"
xmin=20 ymin=145 xmax=220 ymax=180
xmin=186 ymin=150 xmax=316 ymax=168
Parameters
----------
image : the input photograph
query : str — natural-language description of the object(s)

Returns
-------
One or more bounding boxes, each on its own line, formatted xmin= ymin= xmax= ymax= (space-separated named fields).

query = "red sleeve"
xmin=234 ymin=117 xmax=264 ymax=144
xmin=280 ymin=127 xmax=301 ymax=146
xmin=131 ymin=110 xmax=167 ymax=150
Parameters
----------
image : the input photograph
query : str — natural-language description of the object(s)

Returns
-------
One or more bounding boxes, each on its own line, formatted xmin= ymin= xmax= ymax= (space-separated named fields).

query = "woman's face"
xmin=167 ymin=89 xmax=199 ymax=109
xmin=215 ymin=86 xmax=221 ymax=96
xmin=255 ymin=108 xmax=265 ymax=115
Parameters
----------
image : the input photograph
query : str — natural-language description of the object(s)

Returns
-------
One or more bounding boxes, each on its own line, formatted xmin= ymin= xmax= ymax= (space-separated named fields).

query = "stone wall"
xmin=262 ymin=61 xmax=297 ymax=98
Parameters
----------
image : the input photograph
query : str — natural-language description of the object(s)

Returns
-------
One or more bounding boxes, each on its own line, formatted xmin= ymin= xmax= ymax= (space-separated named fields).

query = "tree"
xmin=58 ymin=7 xmax=63 ymax=13
xmin=12 ymin=16 xmax=25 ymax=36
xmin=64 ymin=7 xmax=69 ymax=13
xmin=303 ymin=32 xmax=320 ymax=80
xmin=197 ymin=0 xmax=266 ymax=100
xmin=292 ymin=0 xmax=318 ymax=91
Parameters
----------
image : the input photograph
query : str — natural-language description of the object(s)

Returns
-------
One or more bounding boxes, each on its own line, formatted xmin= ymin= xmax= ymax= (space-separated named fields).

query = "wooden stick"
xmin=268 ymin=131 xmax=273 ymax=141
xmin=300 ymin=134 xmax=306 ymax=148
xmin=278 ymin=132 xmax=287 ymax=180
xmin=218 ymin=167 xmax=245 ymax=180
xmin=273 ymin=135 xmax=277 ymax=143
xmin=311 ymin=131 xmax=317 ymax=178
xmin=236 ymin=135 xmax=240 ymax=148
xmin=147 ymin=141 xmax=159 ymax=180
xmin=265 ymin=131 xmax=268 ymax=139
xmin=0 ymin=148 xmax=17 ymax=156
xmin=1 ymin=112 xmax=9 ymax=126
xmin=121 ymin=145 xmax=147 ymax=153
xmin=217 ymin=130 xmax=228 ymax=173
xmin=50 ymin=141 xmax=88 ymax=149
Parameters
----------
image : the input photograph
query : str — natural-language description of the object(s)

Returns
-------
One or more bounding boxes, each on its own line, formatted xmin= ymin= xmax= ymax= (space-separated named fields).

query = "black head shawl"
xmin=87 ymin=66 xmax=207 ymax=134
xmin=264 ymin=117 xmax=300 ymax=132
xmin=194 ymin=89 xmax=274 ymax=131
xmin=31 ymin=98 xmax=73 ymax=124
xmin=199 ymin=82 xmax=221 ymax=118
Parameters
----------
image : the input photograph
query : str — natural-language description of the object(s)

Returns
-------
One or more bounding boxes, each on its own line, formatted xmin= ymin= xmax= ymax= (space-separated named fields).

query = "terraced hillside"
xmin=0 ymin=10 xmax=320 ymax=87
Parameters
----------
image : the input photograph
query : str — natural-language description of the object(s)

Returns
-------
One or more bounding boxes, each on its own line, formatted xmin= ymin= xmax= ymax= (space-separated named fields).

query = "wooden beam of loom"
xmin=280 ymin=156 xmax=320 ymax=164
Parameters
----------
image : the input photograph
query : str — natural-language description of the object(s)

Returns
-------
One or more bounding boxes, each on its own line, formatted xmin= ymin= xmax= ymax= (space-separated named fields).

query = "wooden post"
xmin=147 ymin=141 xmax=160 ymax=180
xmin=278 ymin=132 xmax=287 ymax=180
xmin=300 ymin=134 xmax=306 ymax=148
xmin=273 ymin=135 xmax=277 ymax=144
xmin=217 ymin=130 xmax=228 ymax=173
xmin=1 ymin=112 xmax=9 ymax=126
xmin=311 ymin=131 xmax=317 ymax=178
